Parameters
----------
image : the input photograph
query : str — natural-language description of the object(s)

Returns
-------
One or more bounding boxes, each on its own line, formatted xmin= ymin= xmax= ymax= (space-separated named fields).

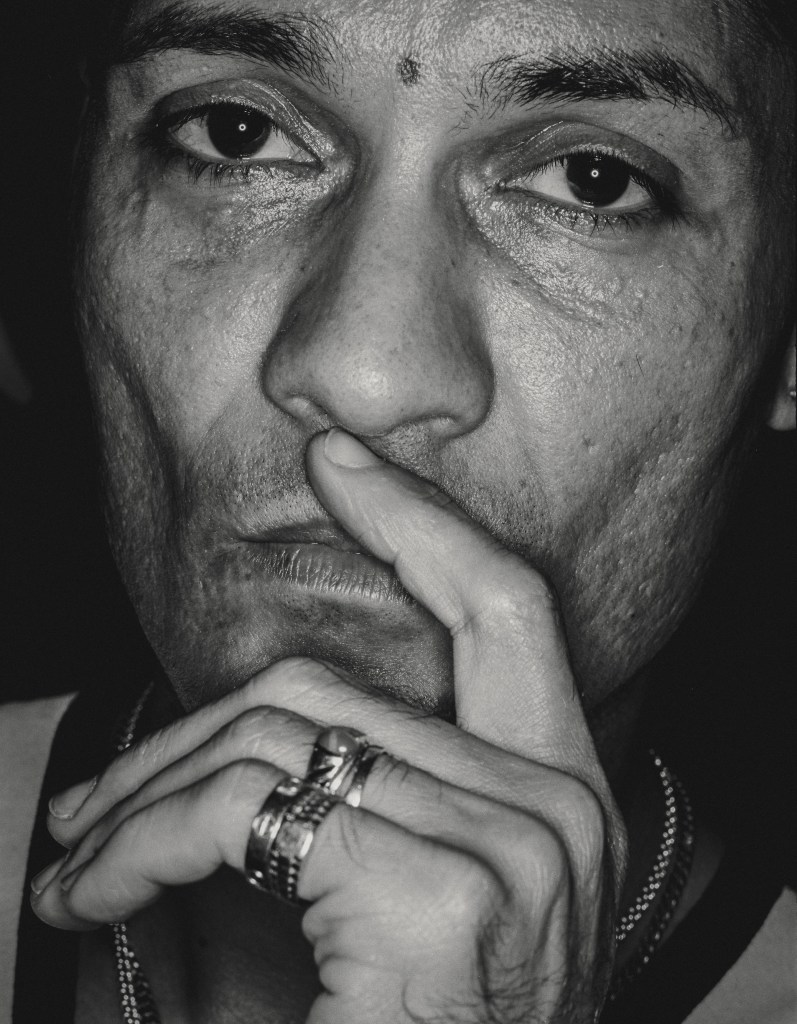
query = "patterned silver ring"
xmin=245 ymin=775 xmax=337 ymax=903
xmin=305 ymin=726 xmax=367 ymax=795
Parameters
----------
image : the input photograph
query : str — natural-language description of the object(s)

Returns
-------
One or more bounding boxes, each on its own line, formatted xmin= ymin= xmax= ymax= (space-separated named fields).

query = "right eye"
xmin=164 ymin=103 xmax=317 ymax=166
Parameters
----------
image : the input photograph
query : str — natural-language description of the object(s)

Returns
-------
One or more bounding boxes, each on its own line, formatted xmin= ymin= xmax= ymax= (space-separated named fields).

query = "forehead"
xmin=112 ymin=0 xmax=762 ymax=101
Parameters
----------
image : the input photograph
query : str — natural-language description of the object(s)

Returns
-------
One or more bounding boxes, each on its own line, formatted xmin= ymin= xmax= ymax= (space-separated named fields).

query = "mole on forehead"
xmin=397 ymin=55 xmax=421 ymax=85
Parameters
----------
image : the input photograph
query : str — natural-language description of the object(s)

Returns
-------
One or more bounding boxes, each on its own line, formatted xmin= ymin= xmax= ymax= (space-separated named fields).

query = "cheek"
xmin=77 ymin=175 xmax=316 ymax=462
xmin=468 ymin=231 xmax=766 ymax=693
xmin=74 ymin=178 xmax=310 ymax=600
xmin=479 ymin=208 xmax=762 ymax=495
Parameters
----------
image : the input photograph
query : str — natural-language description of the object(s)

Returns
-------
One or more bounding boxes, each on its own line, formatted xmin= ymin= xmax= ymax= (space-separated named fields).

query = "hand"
xmin=33 ymin=428 xmax=627 ymax=1024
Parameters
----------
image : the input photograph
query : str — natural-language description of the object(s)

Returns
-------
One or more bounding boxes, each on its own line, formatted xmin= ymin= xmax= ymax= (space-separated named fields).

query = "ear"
xmin=766 ymin=326 xmax=796 ymax=431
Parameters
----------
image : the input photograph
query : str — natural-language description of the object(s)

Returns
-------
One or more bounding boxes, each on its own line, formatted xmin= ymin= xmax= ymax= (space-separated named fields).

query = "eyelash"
xmin=501 ymin=153 xmax=681 ymax=235
xmin=143 ymin=105 xmax=306 ymax=186
xmin=145 ymin=107 xmax=679 ymax=238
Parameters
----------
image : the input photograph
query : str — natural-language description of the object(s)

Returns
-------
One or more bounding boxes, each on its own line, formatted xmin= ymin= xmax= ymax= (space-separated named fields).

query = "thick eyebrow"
xmin=103 ymin=8 xmax=739 ymax=134
xmin=475 ymin=48 xmax=738 ymax=133
xmin=105 ymin=1 xmax=336 ymax=86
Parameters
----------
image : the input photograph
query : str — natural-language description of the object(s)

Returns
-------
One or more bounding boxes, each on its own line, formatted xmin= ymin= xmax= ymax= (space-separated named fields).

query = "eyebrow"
xmin=107 ymin=1 xmax=336 ymax=86
xmin=106 ymin=5 xmax=739 ymax=134
xmin=475 ymin=48 xmax=738 ymax=133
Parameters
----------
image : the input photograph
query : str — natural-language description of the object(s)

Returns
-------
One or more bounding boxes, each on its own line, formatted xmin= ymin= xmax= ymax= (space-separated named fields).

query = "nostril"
xmin=259 ymin=227 xmax=492 ymax=441
xmin=264 ymin=321 xmax=492 ymax=439
xmin=264 ymin=388 xmax=333 ymax=432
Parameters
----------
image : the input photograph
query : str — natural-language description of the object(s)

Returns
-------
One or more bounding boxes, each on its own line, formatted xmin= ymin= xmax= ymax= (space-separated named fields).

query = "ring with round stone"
xmin=305 ymin=726 xmax=368 ymax=795
xmin=306 ymin=726 xmax=384 ymax=806
xmin=245 ymin=775 xmax=338 ymax=903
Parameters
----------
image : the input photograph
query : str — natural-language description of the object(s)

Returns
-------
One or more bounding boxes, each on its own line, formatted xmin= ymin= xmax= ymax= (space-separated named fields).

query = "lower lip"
xmin=246 ymin=542 xmax=413 ymax=605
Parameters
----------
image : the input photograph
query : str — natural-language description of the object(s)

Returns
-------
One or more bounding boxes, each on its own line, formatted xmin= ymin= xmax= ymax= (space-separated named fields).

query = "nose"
xmin=262 ymin=178 xmax=493 ymax=444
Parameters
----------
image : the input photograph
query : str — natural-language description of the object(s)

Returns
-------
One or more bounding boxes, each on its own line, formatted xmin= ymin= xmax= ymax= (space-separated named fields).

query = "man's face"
xmin=75 ymin=0 xmax=793 ymax=716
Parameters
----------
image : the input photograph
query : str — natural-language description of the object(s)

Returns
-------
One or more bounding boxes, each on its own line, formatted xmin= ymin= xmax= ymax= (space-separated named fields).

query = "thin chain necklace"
xmin=111 ymin=684 xmax=162 ymax=1024
xmin=110 ymin=690 xmax=693 ymax=1022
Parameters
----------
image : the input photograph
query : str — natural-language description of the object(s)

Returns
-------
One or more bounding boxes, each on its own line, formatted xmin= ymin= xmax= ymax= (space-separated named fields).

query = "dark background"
xmin=1 ymin=0 xmax=794 ymax=884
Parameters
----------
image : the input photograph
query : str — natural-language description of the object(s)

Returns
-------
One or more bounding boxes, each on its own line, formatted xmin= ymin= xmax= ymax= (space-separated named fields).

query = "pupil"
xmin=565 ymin=154 xmax=631 ymax=206
xmin=206 ymin=106 xmax=272 ymax=159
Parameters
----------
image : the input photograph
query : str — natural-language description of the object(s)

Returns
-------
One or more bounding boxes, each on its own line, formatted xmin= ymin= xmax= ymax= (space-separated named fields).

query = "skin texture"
xmin=28 ymin=0 xmax=795 ymax=1020
xmin=72 ymin=0 xmax=793 ymax=720
xmin=39 ymin=448 xmax=628 ymax=1022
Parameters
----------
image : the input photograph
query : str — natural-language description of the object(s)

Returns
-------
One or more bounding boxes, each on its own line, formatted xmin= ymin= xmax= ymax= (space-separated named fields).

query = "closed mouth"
xmin=241 ymin=521 xmax=412 ymax=604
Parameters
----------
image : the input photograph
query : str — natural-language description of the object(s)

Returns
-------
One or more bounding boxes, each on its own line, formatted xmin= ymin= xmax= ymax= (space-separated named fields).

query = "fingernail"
xmin=324 ymin=429 xmax=381 ymax=468
xmin=48 ymin=775 xmax=98 ymax=820
xmin=31 ymin=856 xmax=67 ymax=895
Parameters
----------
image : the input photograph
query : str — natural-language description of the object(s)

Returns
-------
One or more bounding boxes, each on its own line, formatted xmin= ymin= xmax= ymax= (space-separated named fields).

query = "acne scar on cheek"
xmin=397 ymin=55 xmax=421 ymax=85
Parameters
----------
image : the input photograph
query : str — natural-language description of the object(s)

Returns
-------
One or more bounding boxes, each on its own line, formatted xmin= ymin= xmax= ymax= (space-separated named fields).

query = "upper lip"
xmin=240 ymin=518 xmax=365 ymax=555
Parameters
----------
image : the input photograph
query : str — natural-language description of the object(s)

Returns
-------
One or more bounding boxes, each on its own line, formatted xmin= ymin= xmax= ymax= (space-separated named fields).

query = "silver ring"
xmin=343 ymin=744 xmax=384 ymax=807
xmin=245 ymin=776 xmax=337 ymax=903
xmin=305 ymin=727 xmax=367 ymax=795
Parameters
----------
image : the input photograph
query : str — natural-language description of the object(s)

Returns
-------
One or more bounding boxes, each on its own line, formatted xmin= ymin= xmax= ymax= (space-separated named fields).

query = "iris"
xmin=206 ymin=106 xmax=273 ymax=159
xmin=564 ymin=153 xmax=631 ymax=206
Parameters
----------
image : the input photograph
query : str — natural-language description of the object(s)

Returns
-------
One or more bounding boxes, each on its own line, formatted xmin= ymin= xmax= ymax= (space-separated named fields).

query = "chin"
xmin=147 ymin=569 xmax=457 ymax=720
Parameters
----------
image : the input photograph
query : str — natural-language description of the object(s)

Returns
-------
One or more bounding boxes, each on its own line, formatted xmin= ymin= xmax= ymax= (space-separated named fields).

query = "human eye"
xmin=502 ymin=148 xmax=679 ymax=234
xmin=146 ymin=99 xmax=320 ymax=186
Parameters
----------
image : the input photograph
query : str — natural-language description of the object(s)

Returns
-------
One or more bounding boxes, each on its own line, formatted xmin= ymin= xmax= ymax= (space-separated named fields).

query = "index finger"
xmin=305 ymin=429 xmax=598 ymax=783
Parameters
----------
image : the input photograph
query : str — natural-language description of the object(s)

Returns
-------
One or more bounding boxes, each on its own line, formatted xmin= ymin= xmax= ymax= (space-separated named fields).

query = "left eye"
xmin=167 ymin=103 xmax=315 ymax=164
xmin=515 ymin=152 xmax=653 ymax=211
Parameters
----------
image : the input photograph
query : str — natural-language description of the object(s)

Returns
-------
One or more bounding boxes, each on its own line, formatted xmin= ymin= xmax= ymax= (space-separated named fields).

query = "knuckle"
xmin=528 ymin=820 xmax=570 ymax=898
xmin=561 ymin=777 xmax=607 ymax=847
xmin=122 ymin=727 xmax=172 ymax=784
xmin=131 ymin=725 xmax=170 ymax=765
xmin=211 ymin=758 xmax=277 ymax=812
xmin=438 ymin=853 xmax=506 ymax=933
xmin=204 ymin=760 xmax=281 ymax=864
xmin=222 ymin=705 xmax=293 ymax=755
xmin=533 ymin=776 xmax=624 ymax=912
xmin=242 ymin=657 xmax=341 ymax=710
xmin=514 ymin=571 xmax=562 ymax=627
xmin=553 ymin=776 xmax=616 ymax=885
xmin=466 ymin=561 xmax=561 ymax=634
